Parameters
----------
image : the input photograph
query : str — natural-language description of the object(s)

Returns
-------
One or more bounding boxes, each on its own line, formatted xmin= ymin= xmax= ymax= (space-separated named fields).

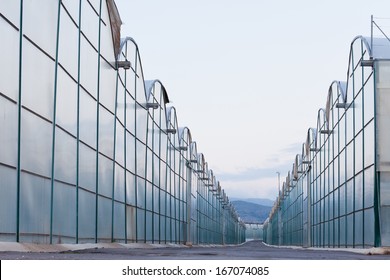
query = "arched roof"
xmin=145 ymin=79 xmax=170 ymax=105
xmin=354 ymin=36 xmax=390 ymax=59
xmin=166 ymin=106 xmax=179 ymax=129
xmin=326 ymin=81 xmax=347 ymax=112
xmin=178 ymin=127 xmax=192 ymax=146
xmin=305 ymin=128 xmax=317 ymax=157
xmin=118 ymin=36 xmax=138 ymax=58
xmin=316 ymin=108 xmax=328 ymax=133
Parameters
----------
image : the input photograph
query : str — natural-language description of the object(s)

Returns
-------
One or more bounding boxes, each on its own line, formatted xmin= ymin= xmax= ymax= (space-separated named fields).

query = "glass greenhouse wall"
xmin=263 ymin=35 xmax=390 ymax=248
xmin=0 ymin=0 xmax=245 ymax=245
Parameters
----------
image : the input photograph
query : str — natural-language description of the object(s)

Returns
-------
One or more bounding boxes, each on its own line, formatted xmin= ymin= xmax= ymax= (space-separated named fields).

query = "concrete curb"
xmin=262 ymin=242 xmax=390 ymax=255
xmin=0 ymin=241 xmax=195 ymax=253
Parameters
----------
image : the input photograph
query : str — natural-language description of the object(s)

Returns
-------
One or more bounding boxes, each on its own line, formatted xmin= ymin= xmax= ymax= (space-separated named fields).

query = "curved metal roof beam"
xmin=118 ymin=37 xmax=153 ymax=104
xmin=351 ymin=35 xmax=372 ymax=57
xmin=305 ymin=127 xmax=318 ymax=156
xmin=190 ymin=141 xmax=198 ymax=163
xmin=345 ymin=36 xmax=373 ymax=102
xmin=145 ymin=79 xmax=170 ymax=105
xmin=166 ymin=106 xmax=179 ymax=128
xmin=197 ymin=153 xmax=206 ymax=169
xmin=118 ymin=36 xmax=138 ymax=59
xmin=177 ymin=127 xmax=192 ymax=154
xmin=317 ymin=108 xmax=331 ymax=135
xmin=178 ymin=126 xmax=192 ymax=145
xmin=301 ymin=142 xmax=306 ymax=159
xmin=326 ymin=81 xmax=347 ymax=116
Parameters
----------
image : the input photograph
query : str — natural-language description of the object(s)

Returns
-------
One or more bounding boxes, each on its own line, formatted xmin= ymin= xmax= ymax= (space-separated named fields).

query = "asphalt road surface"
xmin=1 ymin=240 xmax=390 ymax=260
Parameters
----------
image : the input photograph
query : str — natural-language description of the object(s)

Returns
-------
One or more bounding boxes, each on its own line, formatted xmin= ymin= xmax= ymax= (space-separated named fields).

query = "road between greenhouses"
xmin=1 ymin=240 xmax=389 ymax=260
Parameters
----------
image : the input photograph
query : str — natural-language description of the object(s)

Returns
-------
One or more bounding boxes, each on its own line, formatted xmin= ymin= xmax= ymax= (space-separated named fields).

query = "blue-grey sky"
xmin=115 ymin=0 xmax=390 ymax=200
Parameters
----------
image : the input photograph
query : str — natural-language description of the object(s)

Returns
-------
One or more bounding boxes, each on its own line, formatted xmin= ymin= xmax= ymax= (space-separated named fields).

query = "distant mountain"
xmin=231 ymin=200 xmax=272 ymax=224
xmin=230 ymin=197 xmax=274 ymax=207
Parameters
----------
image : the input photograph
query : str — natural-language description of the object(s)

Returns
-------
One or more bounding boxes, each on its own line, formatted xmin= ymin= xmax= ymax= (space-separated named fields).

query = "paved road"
xmin=1 ymin=241 xmax=390 ymax=260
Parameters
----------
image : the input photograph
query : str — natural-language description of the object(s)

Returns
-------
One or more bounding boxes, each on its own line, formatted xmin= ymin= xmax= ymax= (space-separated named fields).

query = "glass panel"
xmin=355 ymin=131 xmax=363 ymax=173
xmin=126 ymin=133 xmax=135 ymax=173
xmin=339 ymin=216 xmax=346 ymax=246
xmin=136 ymin=103 xmax=147 ymax=143
xmin=22 ymin=39 xmax=54 ymax=121
xmin=98 ymin=154 xmax=113 ymax=198
xmin=346 ymin=143 xmax=354 ymax=181
xmin=80 ymin=36 xmax=98 ymax=98
xmin=21 ymin=110 xmax=52 ymax=177
xmin=0 ymin=166 xmax=17 ymax=240
xmin=364 ymin=121 xmax=375 ymax=168
xmin=339 ymin=184 xmax=345 ymax=216
xmin=81 ymin=0 xmax=99 ymax=49
xmin=52 ymin=182 xmax=76 ymax=243
xmin=125 ymin=96 xmax=136 ymax=134
xmin=115 ymin=123 xmax=125 ymax=166
xmin=0 ymin=98 xmax=18 ymax=167
xmin=54 ymin=128 xmax=77 ymax=185
xmin=137 ymin=209 xmax=145 ymax=241
xmin=58 ymin=6 xmax=79 ymax=79
xmin=61 ymin=0 xmax=79 ymax=24
xmin=339 ymin=150 xmax=346 ymax=185
xmin=354 ymin=91 xmax=363 ymax=134
xmin=117 ymin=84 xmax=125 ymax=123
xmin=78 ymin=142 xmax=96 ymax=192
xmin=153 ymin=213 xmax=160 ymax=241
xmin=363 ymin=76 xmax=374 ymax=125
xmin=136 ymin=140 xmax=146 ymax=177
xmin=355 ymin=211 xmax=363 ymax=247
xmin=79 ymin=89 xmax=97 ymax=148
xmin=346 ymin=214 xmax=353 ymax=246
xmin=146 ymin=181 xmax=153 ymax=211
xmin=56 ymin=68 xmax=77 ymax=135
xmin=114 ymin=164 xmax=125 ymax=202
xmin=99 ymin=105 xmax=114 ymax=157
xmin=78 ymin=189 xmax=95 ymax=242
xmin=334 ymin=218 xmax=339 ymax=247
xmin=97 ymin=196 xmax=111 ymax=241
xmin=145 ymin=211 xmax=153 ymax=241
xmin=99 ymin=4 xmax=115 ymax=62
xmin=153 ymin=155 xmax=160 ymax=184
xmin=23 ymin=0 xmax=57 ymax=57
xmin=160 ymin=216 xmax=166 ymax=241
xmin=355 ymin=173 xmax=363 ymax=211
xmin=0 ymin=19 xmax=19 ymax=101
xmin=135 ymin=53 xmax=146 ymax=103
xmin=346 ymin=180 xmax=354 ymax=214
xmin=99 ymin=60 xmax=117 ymax=114
xmin=146 ymin=149 xmax=153 ymax=182
xmin=126 ymin=205 xmax=136 ymax=241
xmin=154 ymin=186 xmax=160 ymax=214
xmin=364 ymin=208 xmax=375 ymax=246
xmin=137 ymin=178 xmax=145 ymax=209
xmin=113 ymin=202 xmax=125 ymax=242
xmin=0 ymin=1 xmax=20 ymax=28
xmin=364 ymin=167 xmax=375 ymax=208
xmin=125 ymin=171 xmax=135 ymax=206
xmin=147 ymin=116 xmax=153 ymax=148
xmin=19 ymin=172 xmax=51 ymax=243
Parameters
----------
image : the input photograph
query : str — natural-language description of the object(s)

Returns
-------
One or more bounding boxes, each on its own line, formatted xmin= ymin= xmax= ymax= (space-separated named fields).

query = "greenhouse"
xmin=0 ymin=0 xmax=245 ymax=245
xmin=263 ymin=34 xmax=390 ymax=248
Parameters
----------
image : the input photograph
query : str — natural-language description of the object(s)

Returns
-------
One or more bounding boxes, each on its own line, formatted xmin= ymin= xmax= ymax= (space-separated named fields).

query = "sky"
xmin=115 ymin=0 xmax=390 ymax=201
